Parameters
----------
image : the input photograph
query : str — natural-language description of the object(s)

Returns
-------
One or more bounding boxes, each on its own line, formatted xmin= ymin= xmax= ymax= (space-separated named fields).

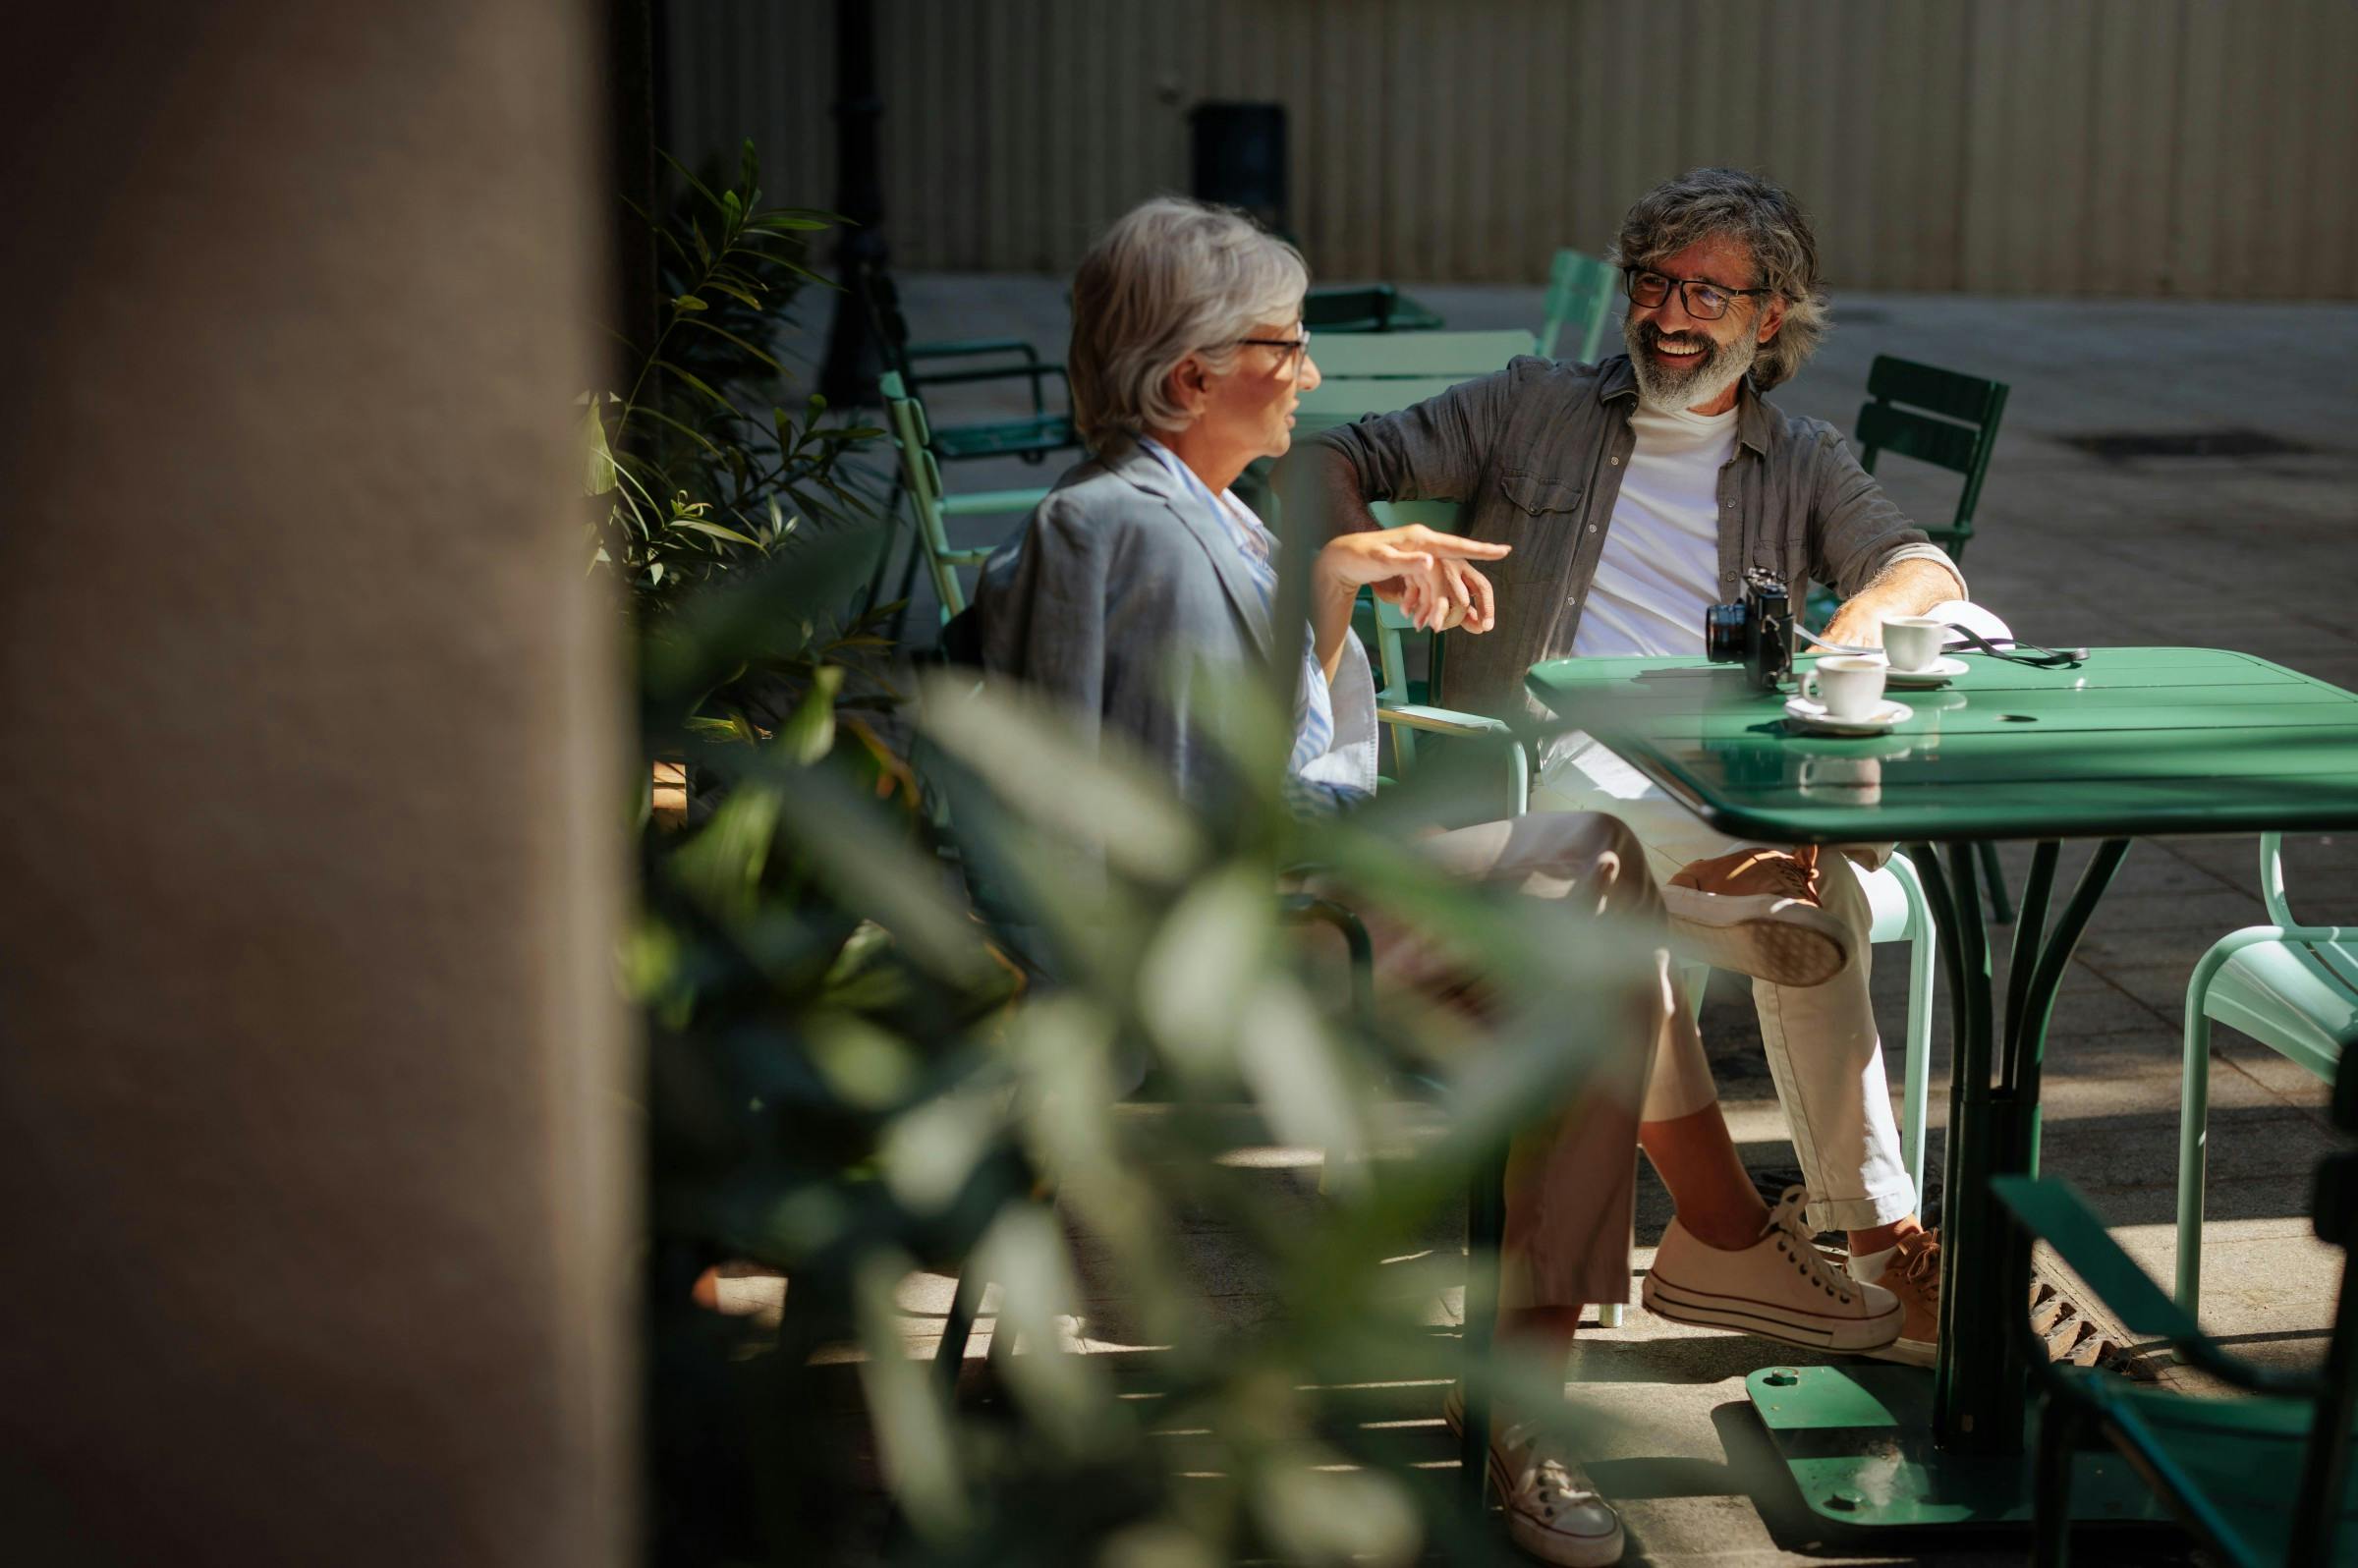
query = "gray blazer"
xmin=975 ymin=437 xmax=1279 ymax=811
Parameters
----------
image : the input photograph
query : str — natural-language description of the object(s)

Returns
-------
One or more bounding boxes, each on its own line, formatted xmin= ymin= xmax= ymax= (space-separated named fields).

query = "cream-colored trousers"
xmin=1538 ymin=735 xmax=1917 ymax=1233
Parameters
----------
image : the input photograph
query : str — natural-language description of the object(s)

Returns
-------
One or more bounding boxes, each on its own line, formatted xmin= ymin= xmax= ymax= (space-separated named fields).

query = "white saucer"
xmin=1881 ymin=654 xmax=1971 ymax=689
xmin=1784 ymin=695 xmax=1912 ymax=736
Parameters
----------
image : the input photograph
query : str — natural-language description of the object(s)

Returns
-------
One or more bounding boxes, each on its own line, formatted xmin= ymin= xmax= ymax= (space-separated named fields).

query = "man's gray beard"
xmin=1626 ymin=317 xmax=1756 ymax=413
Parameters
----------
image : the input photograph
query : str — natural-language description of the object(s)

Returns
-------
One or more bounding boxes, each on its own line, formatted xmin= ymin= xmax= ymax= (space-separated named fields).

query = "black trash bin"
xmin=1189 ymin=101 xmax=1288 ymax=237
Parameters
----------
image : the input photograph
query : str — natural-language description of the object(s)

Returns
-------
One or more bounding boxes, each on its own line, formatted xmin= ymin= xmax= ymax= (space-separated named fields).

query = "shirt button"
xmin=1587 ymin=524 xmax=1598 ymax=532
xmin=1610 ymin=456 xmax=1621 ymax=466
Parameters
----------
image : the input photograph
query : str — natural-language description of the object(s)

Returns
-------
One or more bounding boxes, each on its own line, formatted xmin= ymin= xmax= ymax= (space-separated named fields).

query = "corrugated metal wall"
xmin=666 ymin=0 xmax=2358 ymax=297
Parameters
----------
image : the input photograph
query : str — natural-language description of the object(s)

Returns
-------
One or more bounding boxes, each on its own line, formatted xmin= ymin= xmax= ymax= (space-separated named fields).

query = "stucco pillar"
xmin=0 ymin=5 xmax=632 ymax=1563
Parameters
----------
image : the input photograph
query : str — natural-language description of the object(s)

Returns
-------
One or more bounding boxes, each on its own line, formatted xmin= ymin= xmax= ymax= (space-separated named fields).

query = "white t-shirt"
xmin=1569 ymin=402 xmax=1738 ymax=658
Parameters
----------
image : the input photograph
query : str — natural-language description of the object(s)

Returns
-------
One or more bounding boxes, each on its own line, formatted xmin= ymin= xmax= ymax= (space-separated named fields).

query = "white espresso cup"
xmin=1801 ymin=655 xmax=1888 ymax=720
xmin=1881 ymin=615 xmax=1949 ymax=673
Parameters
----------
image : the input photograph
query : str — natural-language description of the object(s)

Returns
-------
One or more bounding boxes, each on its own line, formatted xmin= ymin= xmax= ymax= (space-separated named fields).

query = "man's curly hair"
xmin=1607 ymin=168 xmax=1829 ymax=391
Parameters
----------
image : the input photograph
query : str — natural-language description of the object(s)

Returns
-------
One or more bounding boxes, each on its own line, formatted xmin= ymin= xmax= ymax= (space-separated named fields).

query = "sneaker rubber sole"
xmin=1660 ymin=886 xmax=1848 ymax=988
xmin=1641 ymin=1267 xmax=1903 ymax=1353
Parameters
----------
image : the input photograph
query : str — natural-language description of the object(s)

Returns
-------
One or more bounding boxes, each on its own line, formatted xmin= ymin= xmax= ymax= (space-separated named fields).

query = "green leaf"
xmin=916 ymin=674 xmax=1206 ymax=883
xmin=703 ymin=279 xmax=765 ymax=310
xmin=779 ymin=665 xmax=844 ymax=764
xmin=666 ymin=517 xmax=762 ymax=549
xmin=632 ymin=404 xmax=727 ymax=460
xmin=578 ymin=401 xmax=618 ymax=495
xmin=745 ymin=214 xmax=830 ymax=232
xmin=671 ymin=294 xmax=708 ymax=312
xmin=653 ymin=359 xmax=738 ymax=416
xmin=852 ymin=1251 xmax=971 ymax=1538
xmin=680 ymin=315 xmax=785 ymax=374
xmin=657 ymin=149 xmax=725 ymax=213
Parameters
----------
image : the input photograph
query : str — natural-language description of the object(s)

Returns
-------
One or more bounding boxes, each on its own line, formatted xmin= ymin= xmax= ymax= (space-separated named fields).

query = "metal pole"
xmin=818 ymin=0 xmax=886 ymax=408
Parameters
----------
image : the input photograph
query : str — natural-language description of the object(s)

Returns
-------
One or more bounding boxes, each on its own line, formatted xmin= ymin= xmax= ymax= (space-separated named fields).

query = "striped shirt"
xmin=1135 ymin=437 xmax=1377 ymax=816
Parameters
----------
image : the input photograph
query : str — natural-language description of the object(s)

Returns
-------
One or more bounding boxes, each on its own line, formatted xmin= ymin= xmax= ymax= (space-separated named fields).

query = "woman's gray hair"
xmin=1606 ymin=168 xmax=1829 ymax=391
xmin=1067 ymin=197 xmax=1308 ymax=450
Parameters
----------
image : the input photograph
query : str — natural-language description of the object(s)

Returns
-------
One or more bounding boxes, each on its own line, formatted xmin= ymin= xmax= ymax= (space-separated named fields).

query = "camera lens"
xmin=1704 ymin=600 xmax=1749 ymax=663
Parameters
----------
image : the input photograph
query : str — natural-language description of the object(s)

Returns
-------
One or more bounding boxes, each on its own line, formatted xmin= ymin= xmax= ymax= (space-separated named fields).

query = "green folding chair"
xmin=1995 ymin=1057 xmax=2358 ymax=1566
xmin=2178 ymin=834 xmax=2358 ymax=1314
xmin=1535 ymin=250 xmax=1619 ymax=364
xmin=878 ymin=372 xmax=1047 ymax=624
xmin=1351 ymin=501 xmax=1531 ymax=820
xmin=1808 ymin=355 xmax=2009 ymax=621
xmin=1303 ymin=282 xmax=1446 ymax=334
xmin=1310 ymin=330 xmax=1534 ymax=382
xmin=858 ymin=259 xmax=1079 ymax=466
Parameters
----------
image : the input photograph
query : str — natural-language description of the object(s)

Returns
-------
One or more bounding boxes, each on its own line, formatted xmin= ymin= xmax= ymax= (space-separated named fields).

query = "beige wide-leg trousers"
xmin=1538 ymin=736 xmax=1917 ymax=1234
xmin=1312 ymin=811 xmax=1708 ymax=1310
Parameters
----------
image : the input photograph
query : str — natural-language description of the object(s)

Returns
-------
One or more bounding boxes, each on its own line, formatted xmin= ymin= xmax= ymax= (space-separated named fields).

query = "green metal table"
xmin=1522 ymin=646 xmax=2358 ymax=1532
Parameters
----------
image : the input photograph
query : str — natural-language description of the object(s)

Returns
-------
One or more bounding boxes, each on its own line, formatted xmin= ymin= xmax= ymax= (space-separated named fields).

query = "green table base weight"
xmin=1746 ymin=1365 xmax=2175 ymax=1532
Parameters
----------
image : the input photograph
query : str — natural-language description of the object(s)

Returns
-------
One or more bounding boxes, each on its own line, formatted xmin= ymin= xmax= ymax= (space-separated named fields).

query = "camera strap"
xmin=1793 ymin=623 xmax=2089 ymax=669
xmin=1936 ymin=625 xmax=2091 ymax=669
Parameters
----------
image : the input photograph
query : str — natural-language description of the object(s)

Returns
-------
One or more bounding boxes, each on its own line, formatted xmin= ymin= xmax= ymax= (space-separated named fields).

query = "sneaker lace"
xmin=1895 ymin=1233 xmax=1942 ymax=1303
xmin=1494 ymin=1423 xmax=1601 ymax=1514
xmin=1762 ymin=1187 xmax=1862 ymax=1304
xmin=1765 ymin=852 xmax=1816 ymax=901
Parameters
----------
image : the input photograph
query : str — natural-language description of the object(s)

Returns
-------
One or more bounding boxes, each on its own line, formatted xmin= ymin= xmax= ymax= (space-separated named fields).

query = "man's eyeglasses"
xmin=1624 ymin=268 xmax=1773 ymax=322
xmin=1236 ymin=324 xmax=1312 ymax=375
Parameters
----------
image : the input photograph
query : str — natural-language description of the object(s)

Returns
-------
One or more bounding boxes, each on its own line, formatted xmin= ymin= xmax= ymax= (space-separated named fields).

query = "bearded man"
xmin=1275 ymin=167 xmax=1967 ymax=1365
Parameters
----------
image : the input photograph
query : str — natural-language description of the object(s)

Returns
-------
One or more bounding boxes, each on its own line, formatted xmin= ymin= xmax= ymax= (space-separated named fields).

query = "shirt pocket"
xmin=1494 ymin=470 xmax=1583 ymax=579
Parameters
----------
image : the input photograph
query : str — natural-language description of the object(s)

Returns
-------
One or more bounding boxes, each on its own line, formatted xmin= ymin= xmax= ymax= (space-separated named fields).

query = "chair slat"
xmin=1311 ymin=330 xmax=1532 ymax=380
xmin=1538 ymin=249 xmax=1619 ymax=364
xmin=1857 ymin=403 xmax=1982 ymax=476
xmin=1867 ymin=355 xmax=2005 ymax=425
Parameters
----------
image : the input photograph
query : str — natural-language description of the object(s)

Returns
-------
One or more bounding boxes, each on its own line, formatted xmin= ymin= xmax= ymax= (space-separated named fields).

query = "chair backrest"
xmin=1304 ymin=283 xmax=1448 ymax=333
xmin=1293 ymin=375 xmax=1475 ymax=435
xmin=1537 ymin=249 xmax=1619 ymax=364
xmin=1852 ymin=355 xmax=2010 ymax=560
xmin=1309 ymin=329 xmax=1533 ymax=381
xmin=1359 ymin=499 xmax=1465 ymax=771
xmin=878 ymin=371 xmax=969 ymax=620
xmin=2260 ymin=831 xmax=2297 ymax=927
xmin=1304 ymin=283 xmax=1399 ymax=334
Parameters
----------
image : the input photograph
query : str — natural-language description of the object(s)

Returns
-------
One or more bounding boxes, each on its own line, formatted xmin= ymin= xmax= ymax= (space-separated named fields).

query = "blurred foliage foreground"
xmin=635 ymin=530 xmax=1654 ymax=1568
xmin=611 ymin=143 xmax=1648 ymax=1568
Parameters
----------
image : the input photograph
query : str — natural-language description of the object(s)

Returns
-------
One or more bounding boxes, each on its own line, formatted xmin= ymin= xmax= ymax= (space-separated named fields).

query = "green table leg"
xmin=1744 ymin=837 xmax=2145 ymax=1532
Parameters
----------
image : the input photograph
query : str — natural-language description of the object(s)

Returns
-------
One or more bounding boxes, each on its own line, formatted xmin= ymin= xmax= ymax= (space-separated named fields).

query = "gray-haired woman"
xmin=974 ymin=197 xmax=1897 ymax=1568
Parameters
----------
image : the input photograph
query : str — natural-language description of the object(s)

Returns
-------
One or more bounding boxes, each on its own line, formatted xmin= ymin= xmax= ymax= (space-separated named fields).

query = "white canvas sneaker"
xmin=1442 ymin=1386 xmax=1624 ymax=1567
xmin=1642 ymin=1185 xmax=1904 ymax=1353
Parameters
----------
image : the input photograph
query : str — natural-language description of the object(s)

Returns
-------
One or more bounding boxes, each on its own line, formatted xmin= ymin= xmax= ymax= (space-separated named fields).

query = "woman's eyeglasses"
xmin=1235 ymin=324 xmax=1312 ymax=375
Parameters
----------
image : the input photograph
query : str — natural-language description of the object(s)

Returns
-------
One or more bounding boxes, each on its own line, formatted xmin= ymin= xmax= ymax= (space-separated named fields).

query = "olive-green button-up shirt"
xmin=1286 ymin=354 xmax=1966 ymax=719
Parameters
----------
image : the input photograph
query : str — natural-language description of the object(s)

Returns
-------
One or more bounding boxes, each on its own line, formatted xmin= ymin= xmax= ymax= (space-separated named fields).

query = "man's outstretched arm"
xmin=1822 ymin=557 xmax=1963 ymax=650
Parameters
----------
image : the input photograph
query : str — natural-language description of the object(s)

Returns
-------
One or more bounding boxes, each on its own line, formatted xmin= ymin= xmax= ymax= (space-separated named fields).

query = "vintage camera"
xmin=1704 ymin=568 xmax=1796 ymax=691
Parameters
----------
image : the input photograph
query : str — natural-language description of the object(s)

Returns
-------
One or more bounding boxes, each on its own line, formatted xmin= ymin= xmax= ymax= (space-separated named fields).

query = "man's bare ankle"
xmin=1848 ymin=1216 xmax=1925 ymax=1258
